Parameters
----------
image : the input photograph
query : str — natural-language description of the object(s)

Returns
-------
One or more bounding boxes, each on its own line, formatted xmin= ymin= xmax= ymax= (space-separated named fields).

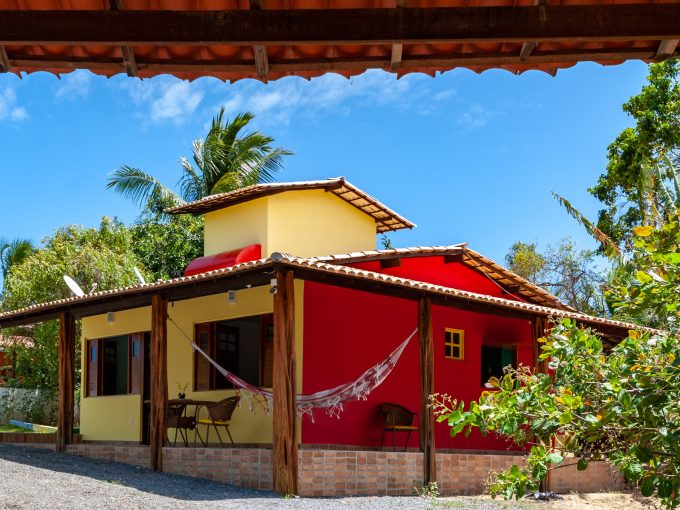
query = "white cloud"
xmin=219 ymin=70 xmax=420 ymax=126
xmin=120 ymin=77 xmax=205 ymax=125
xmin=456 ymin=103 xmax=499 ymax=129
xmin=55 ymin=70 xmax=93 ymax=100
xmin=0 ymin=87 xmax=28 ymax=123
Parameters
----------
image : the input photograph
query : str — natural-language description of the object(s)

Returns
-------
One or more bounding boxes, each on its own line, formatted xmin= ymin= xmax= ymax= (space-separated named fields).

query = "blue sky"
xmin=0 ymin=62 xmax=648 ymax=268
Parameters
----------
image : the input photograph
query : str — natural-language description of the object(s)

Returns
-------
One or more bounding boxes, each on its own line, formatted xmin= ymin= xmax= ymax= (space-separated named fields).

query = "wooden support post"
xmin=56 ymin=312 xmax=75 ymax=453
xmin=272 ymin=269 xmax=297 ymax=495
xmin=150 ymin=294 xmax=168 ymax=472
xmin=418 ymin=297 xmax=436 ymax=485
xmin=531 ymin=316 xmax=551 ymax=492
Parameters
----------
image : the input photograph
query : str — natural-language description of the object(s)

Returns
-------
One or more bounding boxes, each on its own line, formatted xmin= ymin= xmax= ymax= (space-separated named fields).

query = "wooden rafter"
xmin=250 ymin=0 xmax=269 ymax=81
xmin=1 ymin=5 xmax=679 ymax=46
xmin=519 ymin=0 xmax=549 ymax=61
xmin=3 ymin=48 xmax=663 ymax=75
xmin=0 ymin=46 xmax=10 ymax=73
xmin=656 ymin=39 xmax=680 ymax=60
xmin=108 ymin=0 xmax=137 ymax=77
xmin=390 ymin=0 xmax=405 ymax=70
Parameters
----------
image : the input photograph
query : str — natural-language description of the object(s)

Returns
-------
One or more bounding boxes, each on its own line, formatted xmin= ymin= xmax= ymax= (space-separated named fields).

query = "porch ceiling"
xmin=0 ymin=2 xmax=678 ymax=81
xmin=0 ymin=253 xmax=652 ymax=340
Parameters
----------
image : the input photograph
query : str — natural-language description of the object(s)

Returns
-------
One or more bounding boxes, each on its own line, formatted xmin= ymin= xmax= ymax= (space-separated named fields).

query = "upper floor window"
xmin=194 ymin=314 xmax=273 ymax=391
xmin=444 ymin=328 xmax=464 ymax=360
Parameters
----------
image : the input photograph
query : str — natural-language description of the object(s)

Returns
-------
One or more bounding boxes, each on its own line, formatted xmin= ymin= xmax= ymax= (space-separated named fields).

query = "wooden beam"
xmin=380 ymin=257 xmax=402 ymax=269
xmin=656 ymin=39 xmax=679 ymax=60
xmin=0 ymin=46 xmax=10 ymax=72
xmin=443 ymin=253 xmax=464 ymax=264
xmin=390 ymin=0 xmax=405 ymax=70
xmin=108 ymin=0 xmax=137 ymax=77
xmin=56 ymin=312 xmax=75 ymax=453
xmin=250 ymin=0 xmax=269 ymax=80
xmin=501 ymin=284 xmax=522 ymax=295
xmin=418 ymin=297 xmax=436 ymax=486
xmin=149 ymin=294 xmax=168 ymax=472
xmin=1 ymin=5 xmax=680 ymax=46
xmin=519 ymin=0 xmax=548 ymax=60
xmin=4 ymin=47 xmax=663 ymax=76
xmin=272 ymin=269 xmax=297 ymax=495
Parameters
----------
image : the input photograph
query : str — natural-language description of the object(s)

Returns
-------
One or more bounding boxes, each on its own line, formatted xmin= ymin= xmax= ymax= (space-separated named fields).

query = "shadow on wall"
xmin=0 ymin=444 xmax=278 ymax=501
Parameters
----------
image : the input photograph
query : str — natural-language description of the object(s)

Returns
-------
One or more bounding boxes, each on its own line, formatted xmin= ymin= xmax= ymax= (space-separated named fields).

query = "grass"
xmin=0 ymin=424 xmax=32 ymax=433
xmin=0 ymin=424 xmax=52 ymax=434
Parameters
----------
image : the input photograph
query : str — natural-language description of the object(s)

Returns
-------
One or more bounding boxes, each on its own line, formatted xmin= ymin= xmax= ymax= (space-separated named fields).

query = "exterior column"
xmin=532 ymin=316 xmax=551 ymax=492
xmin=150 ymin=294 xmax=168 ymax=472
xmin=418 ymin=297 xmax=436 ymax=485
xmin=272 ymin=269 xmax=297 ymax=495
xmin=56 ymin=312 xmax=75 ymax=453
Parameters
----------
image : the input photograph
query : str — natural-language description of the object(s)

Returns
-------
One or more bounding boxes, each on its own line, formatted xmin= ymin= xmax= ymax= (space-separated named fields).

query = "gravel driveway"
xmin=0 ymin=444 xmax=528 ymax=510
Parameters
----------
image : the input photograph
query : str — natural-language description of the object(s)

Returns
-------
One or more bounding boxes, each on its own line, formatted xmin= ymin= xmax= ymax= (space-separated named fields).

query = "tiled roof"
xmin=1 ymin=0 xmax=676 ymax=81
xmin=0 ymin=335 xmax=33 ymax=349
xmin=0 ymin=253 xmax=652 ymax=337
xmin=166 ymin=177 xmax=415 ymax=233
xmin=309 ymin=244 xmax=572 ymax=311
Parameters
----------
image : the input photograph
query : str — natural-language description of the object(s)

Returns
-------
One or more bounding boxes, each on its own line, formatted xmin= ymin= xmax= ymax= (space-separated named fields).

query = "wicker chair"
xmin=379 ymin=403 xmax=418 ymax=451
xmin=195 ymin=396 xmax=240 ymax=446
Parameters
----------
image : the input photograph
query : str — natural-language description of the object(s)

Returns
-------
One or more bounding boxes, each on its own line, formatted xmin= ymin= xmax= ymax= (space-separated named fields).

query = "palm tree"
xmin=0 ymin=238 xmax=35 ymax=280
xmin=107 ymin=109 xmax=292 ymax=211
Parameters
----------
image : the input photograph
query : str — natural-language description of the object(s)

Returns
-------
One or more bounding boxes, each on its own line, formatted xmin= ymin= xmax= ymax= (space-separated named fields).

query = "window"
xmin=87 ymin=332 xmax=148 ymax=397
xmin=194 ymin=314 xmax=273 ymax=391
xmin=481 ymin=345 xmax=516 ymax=386
xmin=444 ymin=328 xmax=464 ymax=360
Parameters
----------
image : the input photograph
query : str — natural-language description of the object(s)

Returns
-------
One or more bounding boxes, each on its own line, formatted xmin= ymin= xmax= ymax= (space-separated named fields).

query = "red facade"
xmin=302 ymin=256 xmax=534 ymax=451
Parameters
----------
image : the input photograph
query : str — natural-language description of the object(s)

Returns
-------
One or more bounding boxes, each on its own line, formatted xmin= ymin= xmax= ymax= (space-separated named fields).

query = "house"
xmin=0 ymin=177 xmax=634 ymax=496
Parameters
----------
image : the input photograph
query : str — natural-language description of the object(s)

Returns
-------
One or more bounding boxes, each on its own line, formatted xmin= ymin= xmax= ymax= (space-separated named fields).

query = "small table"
xmin=145 ymin=399 xmax=216 ymax=447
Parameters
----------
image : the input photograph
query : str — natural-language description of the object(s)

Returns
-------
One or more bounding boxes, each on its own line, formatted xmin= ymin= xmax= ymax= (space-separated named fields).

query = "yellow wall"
xmin=203 ymin=190 xmax=377 ymax=258
xmin=204 ymin=198 xmax=268 ymax=257
xmin=80 ymin=284 xmax=304 ymax=444
xmin=267 ymin=190 xmax=377 ymax=258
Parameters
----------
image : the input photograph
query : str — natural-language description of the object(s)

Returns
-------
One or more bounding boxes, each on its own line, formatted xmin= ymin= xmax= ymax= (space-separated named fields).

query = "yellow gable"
xmin=203 ymin=189 xmax=377 ymax=258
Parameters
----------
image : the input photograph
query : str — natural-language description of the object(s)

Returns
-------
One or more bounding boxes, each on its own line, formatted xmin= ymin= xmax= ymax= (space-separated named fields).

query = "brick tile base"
xmin=56 ymin=444 xmax=622 ymax=497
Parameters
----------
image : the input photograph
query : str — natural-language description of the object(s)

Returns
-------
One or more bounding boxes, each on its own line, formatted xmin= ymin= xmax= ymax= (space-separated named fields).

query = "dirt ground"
xmin=448 ymin=492 xmax=659 ymax=510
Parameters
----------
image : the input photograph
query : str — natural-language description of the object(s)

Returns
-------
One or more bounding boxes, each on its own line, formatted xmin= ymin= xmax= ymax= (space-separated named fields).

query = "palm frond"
xmin=106 ymin=166 xmax=182 ymax=209
xmin=177 ymin=156 xmax=204 ymax=203
xmin=552 ymin=192 xmax=625 ymax=262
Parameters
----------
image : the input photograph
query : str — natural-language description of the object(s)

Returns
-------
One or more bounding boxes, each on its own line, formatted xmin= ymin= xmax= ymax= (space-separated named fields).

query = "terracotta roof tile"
xmin=166 ymin=177 xmax=415 ymax=233
xmin=0 ymin=253 xmax=653 ymax=337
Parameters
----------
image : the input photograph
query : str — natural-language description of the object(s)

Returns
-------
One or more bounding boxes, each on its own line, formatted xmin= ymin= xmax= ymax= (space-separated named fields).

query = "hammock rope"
xmin=168 ymin=316 xmax=416 ymax=419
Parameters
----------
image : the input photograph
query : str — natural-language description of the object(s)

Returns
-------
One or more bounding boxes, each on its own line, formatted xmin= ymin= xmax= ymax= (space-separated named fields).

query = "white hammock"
xmin=170 ymin=316 xmax=415 ymax=419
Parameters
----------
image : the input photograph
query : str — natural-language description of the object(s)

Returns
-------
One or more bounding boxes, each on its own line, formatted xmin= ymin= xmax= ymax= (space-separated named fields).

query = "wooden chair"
xmin=195 ymin=396 xmax=240 ymax=446
xmin=379 ymin=403 xmax=418 ymax=451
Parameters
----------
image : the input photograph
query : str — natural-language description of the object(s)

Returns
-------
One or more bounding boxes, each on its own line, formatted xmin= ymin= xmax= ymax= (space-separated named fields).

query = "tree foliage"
xmin=1 ymin=218 xmax=144 ymax=392
xmin=505 ymin=239 xmax=606 ymax=315
xmin=107 ymin=109 xmax=292 ymax=213
xmin=435 ymin=219 xmax=680 ymax=507
xmin=590 ymin=61 xmax=680 ymax=250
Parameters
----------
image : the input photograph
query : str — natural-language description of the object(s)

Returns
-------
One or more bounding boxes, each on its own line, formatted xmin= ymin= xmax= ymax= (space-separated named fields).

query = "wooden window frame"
xmin=86 ymin=332 xmax=148 ymax=398
xmin=444 ymin=328 xmax=465 ymax=360
xmin=193 ymin=313 xmax=274 ymax=392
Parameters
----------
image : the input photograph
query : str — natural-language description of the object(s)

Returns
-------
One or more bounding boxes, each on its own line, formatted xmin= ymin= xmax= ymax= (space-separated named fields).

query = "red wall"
xmin=301 ymin=256 xmax=534 ymax=451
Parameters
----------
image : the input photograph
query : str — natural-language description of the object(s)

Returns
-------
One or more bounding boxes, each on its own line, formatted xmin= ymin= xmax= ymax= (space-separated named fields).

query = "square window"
xmin=444 ymin=328 xmax=464 ymax=360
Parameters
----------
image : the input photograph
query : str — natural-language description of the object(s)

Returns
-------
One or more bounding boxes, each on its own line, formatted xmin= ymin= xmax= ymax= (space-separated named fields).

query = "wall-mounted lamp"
xmin=227 ymin=290 xmax=237 ymax=305
xmin=106 ymin=312 xmax=116 ymax=324
xmin=269 ymin=278 xmax=278 ymax=295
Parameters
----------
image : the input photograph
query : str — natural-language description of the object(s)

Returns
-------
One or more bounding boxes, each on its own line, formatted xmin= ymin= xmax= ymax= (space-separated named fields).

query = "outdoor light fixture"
xmin=227 ymin=290 xmax=237 ymax=304
xmin=269 ymin=278 xmax=278 ymax=294
xmin=106 ymin=312 xmax=116 ymax=324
